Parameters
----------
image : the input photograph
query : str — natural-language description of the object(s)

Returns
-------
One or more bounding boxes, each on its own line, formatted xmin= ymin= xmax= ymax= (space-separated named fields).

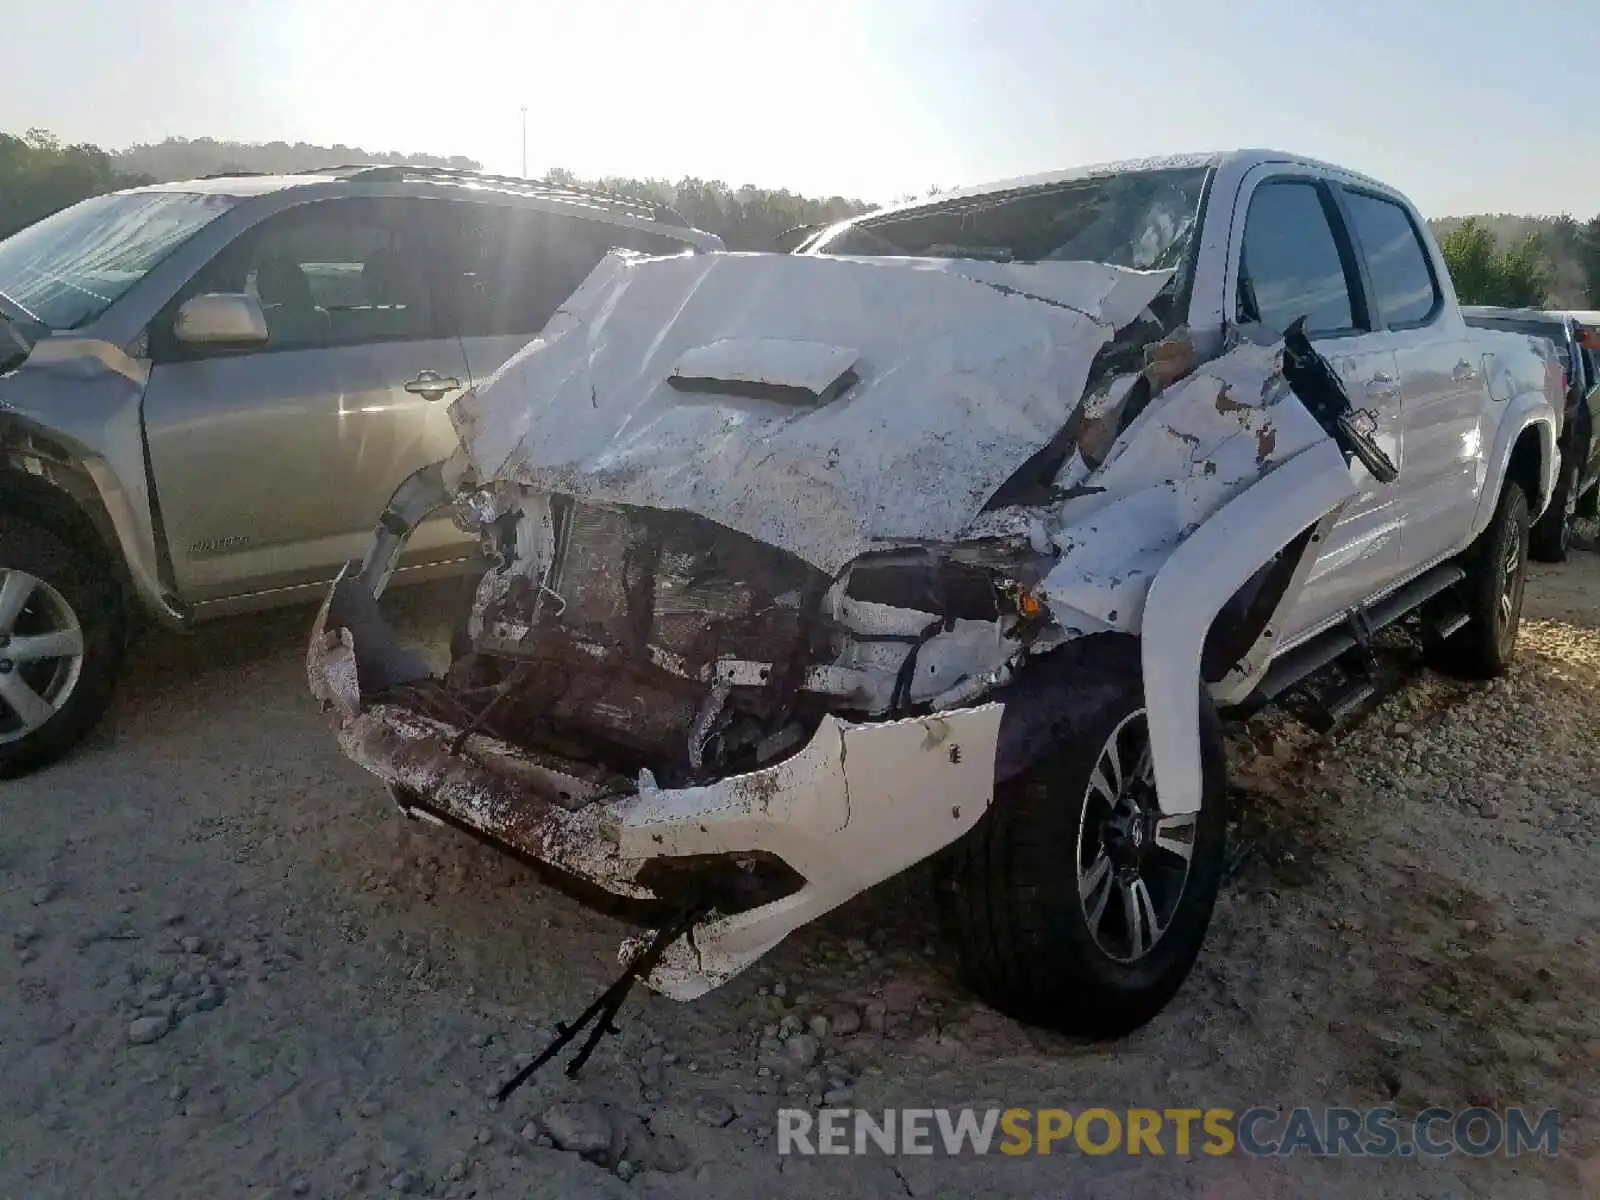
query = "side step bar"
xmin=1247 ymin=562 xmax=1465 ymax=709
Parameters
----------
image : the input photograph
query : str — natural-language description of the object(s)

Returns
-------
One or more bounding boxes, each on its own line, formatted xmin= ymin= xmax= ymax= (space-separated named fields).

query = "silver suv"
xmin=0 ymin=166 xmax=722 ymax=775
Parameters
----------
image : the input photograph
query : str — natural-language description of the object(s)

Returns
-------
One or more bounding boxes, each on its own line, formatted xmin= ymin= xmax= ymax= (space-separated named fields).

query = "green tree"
xmin=1578 ymin=215 xmax=1600 ymax=307
xmin=1440 ymin=217 xmax=1548 ymax=307
xmin=0 ymin=129 xmax=149 ymax=238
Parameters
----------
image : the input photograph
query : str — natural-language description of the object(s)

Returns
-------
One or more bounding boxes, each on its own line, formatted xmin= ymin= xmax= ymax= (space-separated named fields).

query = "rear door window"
xmin=439 ymin=206 xmax=690 ymax=339
xmin=1342 ymin=191 xmax=1440 ymax=327
xmin=1237 ymin=180 xmax=1358 ymax=337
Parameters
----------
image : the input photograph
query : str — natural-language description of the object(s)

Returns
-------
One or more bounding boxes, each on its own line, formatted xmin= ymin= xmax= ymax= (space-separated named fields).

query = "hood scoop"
xmin=668 ymin=338 xmax=860 ymax=406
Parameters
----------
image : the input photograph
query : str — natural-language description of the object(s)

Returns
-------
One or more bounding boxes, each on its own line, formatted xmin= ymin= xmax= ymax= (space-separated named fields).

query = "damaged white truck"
xmin=309 ymin=150 xmax=1561 ymax=1039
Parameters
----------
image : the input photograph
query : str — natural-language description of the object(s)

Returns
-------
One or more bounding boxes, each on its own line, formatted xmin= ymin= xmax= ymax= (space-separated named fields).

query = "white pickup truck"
xmin=309 ymin=149 xmax=1561 ymax=1039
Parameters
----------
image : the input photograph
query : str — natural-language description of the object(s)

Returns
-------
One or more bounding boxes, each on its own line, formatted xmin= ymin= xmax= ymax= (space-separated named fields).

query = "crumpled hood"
xmin=448 ymin=250 xmax=1172 ymax=574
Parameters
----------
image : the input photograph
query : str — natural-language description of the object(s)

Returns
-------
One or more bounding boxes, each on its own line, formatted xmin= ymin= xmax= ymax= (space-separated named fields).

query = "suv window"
xmin=1344 ymin=191 xmax=1438 ymax=327
xmin=1238 ymin=180 xmax=1355 ymax=337
xmin=178 ymin=199 xmax=438 ymax=351
xmin=439 ymin=206 xmax=691 ymax=338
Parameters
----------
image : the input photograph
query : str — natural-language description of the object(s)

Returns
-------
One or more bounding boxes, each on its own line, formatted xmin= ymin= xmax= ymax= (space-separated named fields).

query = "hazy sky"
xmin=3 ymin=0 xmax=1595 ymax=215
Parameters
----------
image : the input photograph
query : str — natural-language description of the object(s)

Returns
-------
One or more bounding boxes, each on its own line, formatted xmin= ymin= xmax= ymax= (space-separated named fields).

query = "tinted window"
xmin=181 ymin=199 xmax=437 ymax=351
xmin=1344 ymin=192 xmax=1438 ymax=326
xmin=441 ymin=206 xmax=692 ymax=338
xmin=1238 ymin=181 xmax=1354 ymax=336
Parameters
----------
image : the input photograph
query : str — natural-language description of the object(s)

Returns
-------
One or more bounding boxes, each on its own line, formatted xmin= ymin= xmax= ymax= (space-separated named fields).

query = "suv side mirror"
xmin=173 ymin=293 xmax=269 ymax=347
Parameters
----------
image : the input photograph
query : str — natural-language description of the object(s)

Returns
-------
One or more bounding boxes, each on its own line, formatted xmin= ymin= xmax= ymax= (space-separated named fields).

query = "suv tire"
xmin=0 ymin=517 xmax=124 ymax=778
xmin=1427 ymin=484 xmax=1530 ymax=680
xmin=934 ymin=638 xmax=1228 ymax=1037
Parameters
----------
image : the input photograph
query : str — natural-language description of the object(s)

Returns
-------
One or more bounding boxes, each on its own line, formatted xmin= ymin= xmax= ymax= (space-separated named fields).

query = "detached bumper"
xmin=307 ymin=570 xmax=1002 ymax=999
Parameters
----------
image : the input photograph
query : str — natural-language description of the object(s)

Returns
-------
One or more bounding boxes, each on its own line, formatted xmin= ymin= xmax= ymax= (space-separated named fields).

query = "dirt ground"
xmin=6 ymin=544 xmax=1600 ymax=1199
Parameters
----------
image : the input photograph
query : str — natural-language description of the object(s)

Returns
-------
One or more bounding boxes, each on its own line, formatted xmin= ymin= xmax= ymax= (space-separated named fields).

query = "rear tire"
xmin=1530 ymin=453 xmax=1577 ymax=563
xmin=0 ymin=517 xmax=124 ymax=778
xmin=1426 ymin=484 xmax=1529 ymax=680
xmin=934 ymin=638 xmax=1228 ymax=1037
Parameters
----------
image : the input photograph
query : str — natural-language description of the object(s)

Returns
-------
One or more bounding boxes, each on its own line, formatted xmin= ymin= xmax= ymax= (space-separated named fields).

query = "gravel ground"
xmin=5 ymin=547 xmax=1600 ymax=1198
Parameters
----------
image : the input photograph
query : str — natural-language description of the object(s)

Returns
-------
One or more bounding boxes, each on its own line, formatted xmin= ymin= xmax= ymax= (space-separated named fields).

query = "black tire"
xmin=934 ymin=638 xmax=1228 ymax=1037
xmin=1530 ymin=452 xmax=1577 ymax=563
xmin=0 ymin=517 xmax=124 ymax=778
xmin=1426 ymin=484 xmax=1529 ymax=680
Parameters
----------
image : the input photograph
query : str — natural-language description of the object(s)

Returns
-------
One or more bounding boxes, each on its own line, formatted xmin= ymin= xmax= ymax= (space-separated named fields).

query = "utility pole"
xmin=520 ymin=107 xmax=528 ymax=178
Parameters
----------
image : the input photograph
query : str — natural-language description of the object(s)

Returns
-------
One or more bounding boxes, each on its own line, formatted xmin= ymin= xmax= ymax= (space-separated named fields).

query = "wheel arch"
xmin=1473 ymin=398 xmax=1558 ymax=537
xmin=0 ymin=446 xmax=129 ymax=604
xmin=1142 ymin=439 xmax=1360 ymax=817
xmin=0 ymin=416 xmax=181 ymax=628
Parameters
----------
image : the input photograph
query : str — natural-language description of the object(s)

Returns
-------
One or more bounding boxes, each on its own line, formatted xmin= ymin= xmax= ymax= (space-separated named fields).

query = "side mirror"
xmin=173 ymin=293 xmax=268 ymax=347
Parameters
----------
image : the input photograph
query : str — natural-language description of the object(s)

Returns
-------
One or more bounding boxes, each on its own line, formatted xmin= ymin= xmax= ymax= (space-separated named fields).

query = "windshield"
xmin=0 ymin=190 xmax=238 ymax=331
xmin=809 ymin=166 xmax=1212 ymax=272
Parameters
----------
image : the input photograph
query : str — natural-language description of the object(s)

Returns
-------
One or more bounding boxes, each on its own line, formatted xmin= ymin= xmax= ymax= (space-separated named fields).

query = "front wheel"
xmin=935 ymin=639 xmax=1228 ymax=1037
xmin=0 ymin=518 xmax=124 ymax=778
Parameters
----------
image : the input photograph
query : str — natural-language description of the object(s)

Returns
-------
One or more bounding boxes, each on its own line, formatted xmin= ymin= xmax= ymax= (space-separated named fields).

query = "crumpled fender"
xmin=1141 ymin=439 xmax=1357 ymax=814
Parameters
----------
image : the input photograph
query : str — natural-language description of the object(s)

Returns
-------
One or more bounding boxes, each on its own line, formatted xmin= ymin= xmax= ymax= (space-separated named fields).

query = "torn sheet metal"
xmin=448 ymin=251 xmax=1172 ymax=575
xmin=1030 ymin=337 xmax=1333 ymax=631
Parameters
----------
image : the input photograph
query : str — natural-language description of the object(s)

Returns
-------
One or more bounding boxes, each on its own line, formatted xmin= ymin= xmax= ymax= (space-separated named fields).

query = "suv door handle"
xmin=404 ymin=370 xmax=463 ymax=401
xmin=1452 ymin=359 xmax=1478 ymax=382
xmin=1365 ymin=373 xmax=1401 ymax=398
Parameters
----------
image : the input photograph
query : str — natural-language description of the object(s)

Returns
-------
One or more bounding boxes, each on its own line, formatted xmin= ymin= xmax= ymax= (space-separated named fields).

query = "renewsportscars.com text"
xmin=777 ymin=1106 xmax=1560 ymax=1158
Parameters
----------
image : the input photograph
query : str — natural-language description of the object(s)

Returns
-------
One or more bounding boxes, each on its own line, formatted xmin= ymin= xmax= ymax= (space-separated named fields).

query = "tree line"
xmin=4 ymin=128 xmax=1599 ymax=309
xmin=1430 ymin=214 xmax=1600 ymax=310
xmin=0 ymin=130 xmax=870 ymax=252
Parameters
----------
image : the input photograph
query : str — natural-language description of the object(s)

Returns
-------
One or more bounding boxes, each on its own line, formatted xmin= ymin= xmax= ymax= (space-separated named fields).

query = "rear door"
xmin=142 ymin=196 xmax=473 ymax=603
xmin=1338 ymin=186 xmax=1485 ymax=572
xmin=435 ymin=203 xmax=696 ymax=384
xmin=1229 ymin=170 xmax=1405 ymax=642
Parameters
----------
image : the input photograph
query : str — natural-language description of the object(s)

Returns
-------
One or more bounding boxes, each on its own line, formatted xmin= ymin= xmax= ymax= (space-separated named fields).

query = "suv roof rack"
xmin=295 ymin=163 xmax=692 ymax=228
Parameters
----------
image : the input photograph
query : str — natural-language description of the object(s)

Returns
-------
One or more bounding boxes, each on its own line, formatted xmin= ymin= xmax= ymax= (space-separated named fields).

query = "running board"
xmin=1248 ymin=563 xmax=1465 ymax=708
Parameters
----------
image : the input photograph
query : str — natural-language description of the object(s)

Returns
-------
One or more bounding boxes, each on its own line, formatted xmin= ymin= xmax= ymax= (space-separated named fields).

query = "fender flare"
xmin=1470 ymin=392 xmax=1557 ymax=535
xmin=0 ymin=413 xmax=183 ymax=627
xmin=1141 ymin=439 xmax=1357 ymax=815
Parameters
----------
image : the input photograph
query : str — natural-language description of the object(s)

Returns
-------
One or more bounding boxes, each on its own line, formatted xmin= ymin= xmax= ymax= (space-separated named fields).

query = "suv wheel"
xmin=935 ymin=639 xmax=1227 ymax=1037
xmin=1427 ymin=484 xmax=1529 ymax=680
xmin=0 ymin=517 xmax=123 ymax=778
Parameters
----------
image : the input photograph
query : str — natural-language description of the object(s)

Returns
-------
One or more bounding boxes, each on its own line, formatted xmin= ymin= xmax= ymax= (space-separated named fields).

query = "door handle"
xmin=1365 ymin=373 xmax=1401 ymax=398
xmin=1452 ymin=359 xmax=1478 ymax=382
xmin=403 ymin=370 xmax=463 ymax=401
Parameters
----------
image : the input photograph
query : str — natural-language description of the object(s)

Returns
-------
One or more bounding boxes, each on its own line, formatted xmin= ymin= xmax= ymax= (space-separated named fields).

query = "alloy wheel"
xmin=1075 ymin=709 xmax=1197 ymax=963
xmin=1496 ymin=519 xmax=1527 ymax=655
xmin=0 ymin=568 xmax=86 ymax=744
